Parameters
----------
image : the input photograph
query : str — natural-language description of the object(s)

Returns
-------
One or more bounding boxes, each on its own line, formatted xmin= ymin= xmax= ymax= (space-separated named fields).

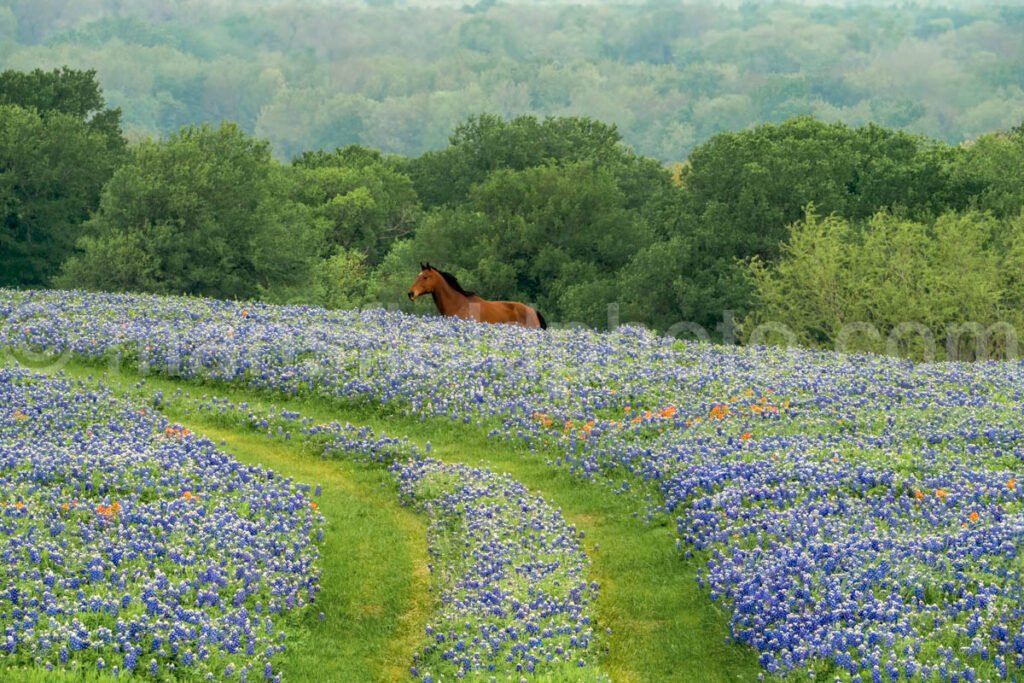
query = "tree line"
xmin=3 ymin=67 xmax=1024 ymax=359
xmin=2 ymin=0 xmax=1023 ymax=164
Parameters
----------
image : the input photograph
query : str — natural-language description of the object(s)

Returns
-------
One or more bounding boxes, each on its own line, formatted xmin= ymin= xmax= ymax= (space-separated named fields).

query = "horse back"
xmin=483 ymin=300 xmax=543 ymax=329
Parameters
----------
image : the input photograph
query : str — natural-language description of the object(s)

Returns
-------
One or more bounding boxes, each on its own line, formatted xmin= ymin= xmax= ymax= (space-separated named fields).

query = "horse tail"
xmin=536 ymin=310 xmax=547 ymax=330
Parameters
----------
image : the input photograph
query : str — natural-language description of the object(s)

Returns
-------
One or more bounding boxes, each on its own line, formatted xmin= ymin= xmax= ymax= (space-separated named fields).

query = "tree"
xmin=744 ymin=207 xmax=857 ymax=347
xmin=948 ymin=129 xmax=1024 ymax=217
xmin=291 ymin=145 xmax=420 ymax=266
xmin=406 ymin=114 xmax=649 ymax=209
xmin=615 ymin=236 xmax=701 ymax=335
xmin=0 ymin=67 xmax=126 ymax=287
xmin=744 ymin=208 xmax=1009 ymax=359
xmin=0 ymin=67 xmax=125 ymax=151
xmin=364 ymin=238 xmax=420 ymax=313
xmin=58 ymin=123 xmax=316 ymax=300
xmin=302 ymin=247 xmax=369 ymax=310
xmin=672 ymin=117 xmax=957 ymax=331
xmin=400 ymin=160 xmax=654 ymax=326
xmin=0 ymin=105 xmax=122 ymax=286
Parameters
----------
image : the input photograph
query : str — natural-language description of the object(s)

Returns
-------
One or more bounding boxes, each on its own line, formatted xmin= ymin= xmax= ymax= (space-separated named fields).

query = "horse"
xmin=407 ymin=263 xmax=547 ymax=329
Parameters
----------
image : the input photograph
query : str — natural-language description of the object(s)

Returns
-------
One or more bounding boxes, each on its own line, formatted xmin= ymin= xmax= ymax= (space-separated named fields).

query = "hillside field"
xmin=3 ymin=288 xmax=1024 ymax=682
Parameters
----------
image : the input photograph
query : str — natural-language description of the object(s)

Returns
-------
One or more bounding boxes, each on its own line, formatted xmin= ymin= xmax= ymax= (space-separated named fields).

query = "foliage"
xmin=948 ymin=128 xmax=1024 ymax=218
xmin=58 ymin=122 xmax=316 ymax=300
xmin=4 ymin=1 xmax=1024 ymax=164
xmin=0 ymin=66 xmax=123 ymax=147
xmin=665 ymin=117 xmax=961 ymax=332
xmin=407 ymin=160 xmax=656 ymax=327
xmin=0 ymin=67 xmax=125 ymax=287
xmin=406 ymin=114 xmax=643 ymax=208
xmin=292 ymin=145 xmax=420 ymax=266
xmin=302 ymin=246 xmax=369 ymax=310
xmin=746 ymin=207 xmax=1019 ymax=360
xmin=1 ymin=54 xmax=1023 ymax=348
xmin=364 ymin=238 xmax=420 ymax=313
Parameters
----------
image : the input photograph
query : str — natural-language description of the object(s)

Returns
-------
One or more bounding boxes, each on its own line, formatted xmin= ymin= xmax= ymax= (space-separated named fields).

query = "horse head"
xmin=408 ymin=263 xmax=440 ymax=300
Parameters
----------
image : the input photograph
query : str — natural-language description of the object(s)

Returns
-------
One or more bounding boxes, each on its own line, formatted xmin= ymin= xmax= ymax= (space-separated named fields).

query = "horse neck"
xmin=430 ymin=277 xmax=469 ymax=315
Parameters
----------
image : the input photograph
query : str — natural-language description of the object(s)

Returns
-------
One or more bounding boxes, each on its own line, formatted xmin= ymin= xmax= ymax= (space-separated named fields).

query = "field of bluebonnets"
xmin=0 ymin=366 xmax=323 ymax=681
xmin=3 ymin=288 xmax=1024 ymax=682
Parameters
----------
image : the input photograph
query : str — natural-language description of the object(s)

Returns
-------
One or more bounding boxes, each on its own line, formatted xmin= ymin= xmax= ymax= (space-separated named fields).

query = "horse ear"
xmin=420 ymin=262 xmax=426 ymax=270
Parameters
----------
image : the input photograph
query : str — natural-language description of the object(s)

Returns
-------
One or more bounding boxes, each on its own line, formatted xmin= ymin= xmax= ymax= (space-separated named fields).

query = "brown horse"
xmin=407 ymin=263 xmax=547 ymax=329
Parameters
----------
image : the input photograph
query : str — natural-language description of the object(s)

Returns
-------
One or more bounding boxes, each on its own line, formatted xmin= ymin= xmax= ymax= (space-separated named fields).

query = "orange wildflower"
xmin=659 ymin=406 xmax=677 ymax=419
xmin=164 ymin=426 xmax=192 ymax=440
xmin=96 ymin=502 xmax=120 ymax=518
xmin=740 ymin=432 xmax=752 ymax=441
xmin=914 ymin=490 xmax=925 ymax=501
xmin=968 ymin=511 xmax=980 ymax=523
xmin=13 ymin=410 xmax=28 ymax=422
xmin=709 ymin=404 xmax=730 ymax=420
xmin=1009 ymin=479 xmax=1017 ymax=491
xmin=935 ymin=489 xmax=949 ymax=500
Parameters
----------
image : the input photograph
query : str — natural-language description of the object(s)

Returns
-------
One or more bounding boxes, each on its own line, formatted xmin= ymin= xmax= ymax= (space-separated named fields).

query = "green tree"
xmin=0 ymin=105 xmax=122 ymax=286
xmin=673 ymin=117 xmax=957 ymax=331
xmin=364 ymin=238 xmax=419 ymax=313
xmin=745 ymin=208 xmax=1009 ymax=359
xmin=400 ymin=161 xmax=653 ymax=327
xmin=0 ymin=67 xmax=126 ymax=287
xmin=744 ymin=207 xmax=857 ymax=347
xmin=1000 ymin=211 xmax=1024 ymax=316
xmin=406 ymin=114 xmax=655 ymax=209
xmin=948 ymin=129 xmax=1024 ymax=217
xmin=0 ymin=67 xmax=124 ymax=150
xmin=58 ymin=123 xmax=315 ymax=300
xmin=291 ymin=145 xmax=420 ymax=266
xmin=302 ymin=247 xmax=369 ymax=310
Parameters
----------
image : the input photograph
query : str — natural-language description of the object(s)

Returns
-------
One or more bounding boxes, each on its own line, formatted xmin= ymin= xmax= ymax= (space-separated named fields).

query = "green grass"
xmin=194 ymin=425 xmax=431 ymax=683
xmin=51 ymin=362 xmax=769 ymax=682
xmin=4 ymin=669 xmax=123 ymax=683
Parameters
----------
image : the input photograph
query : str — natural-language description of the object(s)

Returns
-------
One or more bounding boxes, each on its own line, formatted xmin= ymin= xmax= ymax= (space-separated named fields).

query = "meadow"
xmin=2 ymin=288 xmax=1024 ymax=682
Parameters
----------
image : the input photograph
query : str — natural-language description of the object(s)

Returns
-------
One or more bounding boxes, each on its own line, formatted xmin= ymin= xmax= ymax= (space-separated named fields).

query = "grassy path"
xmin=194 ymin=425 xmax=431 ymax=682
xmin=62 ymin=364 xmax=767 ymax=682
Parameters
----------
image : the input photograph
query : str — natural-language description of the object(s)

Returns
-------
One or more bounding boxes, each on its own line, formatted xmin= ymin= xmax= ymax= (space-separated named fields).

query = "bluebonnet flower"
xmin=8 ymin=288 xmax=1024 ymax=680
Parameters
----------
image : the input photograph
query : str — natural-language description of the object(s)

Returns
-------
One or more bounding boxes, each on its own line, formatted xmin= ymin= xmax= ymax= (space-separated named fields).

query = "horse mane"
xmin=424 ymin=263 xmax=476 ymax=298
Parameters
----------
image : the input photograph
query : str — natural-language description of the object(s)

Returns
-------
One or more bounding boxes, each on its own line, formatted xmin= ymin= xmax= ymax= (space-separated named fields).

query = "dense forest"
xmin=1 ymin=0 xmax=1023 ymax=162
xmin=3 ymin=64 xmax=1024 ymax=360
